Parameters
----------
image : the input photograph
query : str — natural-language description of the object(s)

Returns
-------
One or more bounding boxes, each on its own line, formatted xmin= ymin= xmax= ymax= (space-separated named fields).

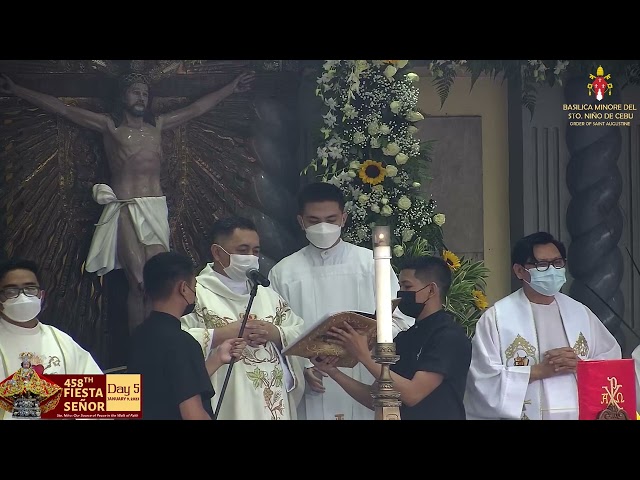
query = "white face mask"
xmin=217 ymin=246 xmax=260 ymax=282
xmin=305 ymin=222 xmax=342 ymax=249
xmin=2 ymin=293 xmax=42 ymax=323
xmin=525 ymin=267 xmax=566 ymax=297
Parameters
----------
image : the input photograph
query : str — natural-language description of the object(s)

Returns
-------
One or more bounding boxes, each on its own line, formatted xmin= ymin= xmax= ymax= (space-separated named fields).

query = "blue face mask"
xmin=526 ymin=267 xmax=566 ymax=296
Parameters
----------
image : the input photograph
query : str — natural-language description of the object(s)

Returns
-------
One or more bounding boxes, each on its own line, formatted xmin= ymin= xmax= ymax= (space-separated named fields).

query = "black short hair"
xmin=209 ymin=216 xmax=257 ymax=245
xmin=297 ymin=182 xmax=345 ymax=215
xmin=399 ymin=255 xmax=452 ymax=301
xmin=143 ymin=252 xmax=194 ymax=301
xmin=511 ymin=231 xmax=567 ymax=266
xmin=0 ymin=259 xmax=40 ymax=285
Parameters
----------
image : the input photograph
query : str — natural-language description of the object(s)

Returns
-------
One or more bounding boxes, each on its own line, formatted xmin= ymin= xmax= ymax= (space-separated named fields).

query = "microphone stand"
xmin=212 ymin=279 xmax=259 ymax=420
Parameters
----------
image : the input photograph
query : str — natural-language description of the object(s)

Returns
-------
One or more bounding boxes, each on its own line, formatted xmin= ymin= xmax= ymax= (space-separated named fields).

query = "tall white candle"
xmin=373 ymin=226 xmax=393 ymax=344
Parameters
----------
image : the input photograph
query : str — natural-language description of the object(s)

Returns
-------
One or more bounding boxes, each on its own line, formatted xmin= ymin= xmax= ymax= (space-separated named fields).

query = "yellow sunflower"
xmin=472 ymin=290 xmax=488 ymax=310
xmin=359 ymin=160 xmax=386 ymax=185
xmin=443 ymin=250 xmax=461 ymax=271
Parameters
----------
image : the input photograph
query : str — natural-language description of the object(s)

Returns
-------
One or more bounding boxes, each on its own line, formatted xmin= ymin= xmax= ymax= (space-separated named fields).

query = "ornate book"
xmin=576 ymin=359 xmax=637 ymax=420
xmin=282 ymin=300 xmax=400 ymax=369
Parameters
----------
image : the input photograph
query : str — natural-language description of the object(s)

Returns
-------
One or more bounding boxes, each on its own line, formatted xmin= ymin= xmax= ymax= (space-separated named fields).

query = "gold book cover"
xmin=282 ymin=299 xmax=400 ymax=368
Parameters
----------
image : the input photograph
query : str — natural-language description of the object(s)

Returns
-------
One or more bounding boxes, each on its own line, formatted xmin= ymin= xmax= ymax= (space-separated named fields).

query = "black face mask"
xmin=397 ymin=284 xmax=431 ymax=319
xmin=182 ymin=284 xmax=196 ymax=316
xmin=183 ymin=302 xmax=195 ymax=316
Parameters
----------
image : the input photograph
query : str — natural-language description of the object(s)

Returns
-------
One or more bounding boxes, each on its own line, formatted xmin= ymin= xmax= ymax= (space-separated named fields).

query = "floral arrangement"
xmin=303 ymin=60 xmax=490 ymax=335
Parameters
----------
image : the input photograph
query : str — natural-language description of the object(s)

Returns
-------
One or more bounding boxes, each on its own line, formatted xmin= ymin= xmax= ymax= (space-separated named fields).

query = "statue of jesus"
xmin=0 ymin=68 xmax=255 ymax=332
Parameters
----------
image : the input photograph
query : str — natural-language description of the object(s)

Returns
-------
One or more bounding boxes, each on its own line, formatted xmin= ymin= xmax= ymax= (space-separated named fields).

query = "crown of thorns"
xmin=120 ymin=71 xmax=151 ymax=87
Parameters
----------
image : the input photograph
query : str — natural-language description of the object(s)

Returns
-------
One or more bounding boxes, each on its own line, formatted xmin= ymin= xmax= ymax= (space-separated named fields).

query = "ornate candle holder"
xmin=371 ymin=226 xmax=401 ymax=420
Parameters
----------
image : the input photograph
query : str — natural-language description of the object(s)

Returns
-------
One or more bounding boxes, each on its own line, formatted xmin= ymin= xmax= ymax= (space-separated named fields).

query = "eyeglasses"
xmin=526 ymin=258 xmax=566 ymax=272
xmin=0 ymin=286 xmax=41 ymax=299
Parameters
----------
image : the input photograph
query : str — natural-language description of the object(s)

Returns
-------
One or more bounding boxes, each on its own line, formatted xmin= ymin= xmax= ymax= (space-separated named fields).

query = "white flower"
xmin=349 ymin=160 xmax=361 ymax=170
xmin=367 ymin=122 xmax=380 ymax=135
xmin=323 ymin=111 xmax=337 ymax=127
xmin=382 ymin=142 xmax=400 ymax=156
xmin=358 ymin=194 xmax=370 ymax=204
xmin=327 ymin=145 xmax=343 ymax=159
xmin=372 ymin=185 xmax=384 ymax=193
xmin=318 ymin=71 xmax=334 ymax=84
xmin=381 ymin=205 xmax=393 ymax=216
xmin=347 ymin=170 xmax=356 ymax=178
xmin=396 ymin=60 xmax=409 ymax=69
xmin=393 ymin=245 xmax=404 ymax=257
xmin=380 ymin=197 xmax=389 ymax=205
xmin=412 ymin=181 xmax=421 ymax=188
xmin=406 ymin=73 xmax=420 ymax=82
xmin=433 ymin=213 xmax=446 ymax=226
xmin=390 ymin=101 xmax=401 ymax=114
xmin=385 ymin=165 xmax=398 ymax=177
xmin=355 ymin=60 xmax=369 ymax=72
xmin=324 ymin=97 xmax=337 ymax=110
xmin=402 ymin=229 xmax=415 ymax=242
xmin=407 ymin=125 xmax=418 ymax=136
xmin=323 ymin=60 xmax=339 ymax=70
xmin=342 ymin=103 xmax=358 ymax=119
xmin=395 ymin=153 xmax=409 ymax=165
xmin=405 ymin=111 xmax=424 ymax=122
xmin=397 ymin=196 xmax=412 ymax=210
xmin=371 ymin=137 xmax=381 ymax=148
xmin=336 ymin=171 xmax=351 ymax=183
xmin=371 ymin=204 xmax=381 ymax=213
xmin=379 ymin=124 xmax=391 ymax=135
xmin=326 ymin=176 xmax=341 ymax=186
xmin=384 ymin=65 xmax=398 ymax=79
xmin=353 ymin=131 xmax=366 ymax=144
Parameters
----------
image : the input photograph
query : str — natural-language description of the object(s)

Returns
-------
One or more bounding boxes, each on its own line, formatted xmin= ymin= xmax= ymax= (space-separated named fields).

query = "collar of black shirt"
xmin=413 ymin=308 xmax=450 ymax=330
xmin=147 ymin=311 xmax=182 ymax=327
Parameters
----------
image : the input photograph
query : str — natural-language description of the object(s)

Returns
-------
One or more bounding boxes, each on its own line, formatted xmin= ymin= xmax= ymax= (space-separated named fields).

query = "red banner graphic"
xmin=39 ymin=374 xmax=142 ymax=419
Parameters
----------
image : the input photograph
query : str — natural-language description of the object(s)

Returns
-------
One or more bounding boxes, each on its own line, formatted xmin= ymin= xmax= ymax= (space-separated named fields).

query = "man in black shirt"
xmin=128 ymin=252 xmax=245 ymax=420
xmin=313 ymin=255 xmax=472 ymax=420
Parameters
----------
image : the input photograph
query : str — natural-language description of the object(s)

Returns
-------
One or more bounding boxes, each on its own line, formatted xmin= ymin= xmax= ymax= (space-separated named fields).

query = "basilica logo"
xmin=588 ymin=65 xmax=613 ymax=101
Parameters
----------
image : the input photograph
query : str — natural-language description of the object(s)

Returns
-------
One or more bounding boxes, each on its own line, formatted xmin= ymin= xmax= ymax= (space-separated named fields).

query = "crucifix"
xmin=0 ymin=61 xmax=255 ymax=332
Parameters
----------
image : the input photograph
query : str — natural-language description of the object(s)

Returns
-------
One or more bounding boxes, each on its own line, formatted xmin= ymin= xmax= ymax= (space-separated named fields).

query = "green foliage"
xmin=444 ymin=256 xmax=491 ymax=337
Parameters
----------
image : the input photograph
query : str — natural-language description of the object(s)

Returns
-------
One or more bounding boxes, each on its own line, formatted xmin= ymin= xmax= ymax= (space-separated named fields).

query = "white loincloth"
xmin=85 ymin=184 xmax=170 ymax=277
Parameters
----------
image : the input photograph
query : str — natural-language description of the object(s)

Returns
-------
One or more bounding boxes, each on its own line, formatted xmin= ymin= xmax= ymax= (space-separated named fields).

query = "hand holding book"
xmin=324 ymin=322 xmax=372 ymax=365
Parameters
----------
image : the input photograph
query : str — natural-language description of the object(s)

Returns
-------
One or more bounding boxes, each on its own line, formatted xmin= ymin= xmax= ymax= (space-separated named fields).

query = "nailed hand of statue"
xmin=0 ymin=74 xmax=15 ymax=95
xmin=232 ymin=71 xmax=256 ymax=94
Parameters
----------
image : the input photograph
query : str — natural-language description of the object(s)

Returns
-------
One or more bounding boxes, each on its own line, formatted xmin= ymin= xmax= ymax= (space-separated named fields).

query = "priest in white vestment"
xmin=464 ymin=232 xmax=621 ymax=420
xmin=268 ymin=182 xmax=414 ymax=420
xmin=0 ymin=259 xmax=103 ymax=420
xmin=181 ymin=217 xmax=306 ymax=420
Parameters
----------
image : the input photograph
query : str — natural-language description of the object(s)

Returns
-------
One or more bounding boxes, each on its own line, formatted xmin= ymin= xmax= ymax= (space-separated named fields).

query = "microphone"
xmin=246 ymin=268 xmax=270 ymax=287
